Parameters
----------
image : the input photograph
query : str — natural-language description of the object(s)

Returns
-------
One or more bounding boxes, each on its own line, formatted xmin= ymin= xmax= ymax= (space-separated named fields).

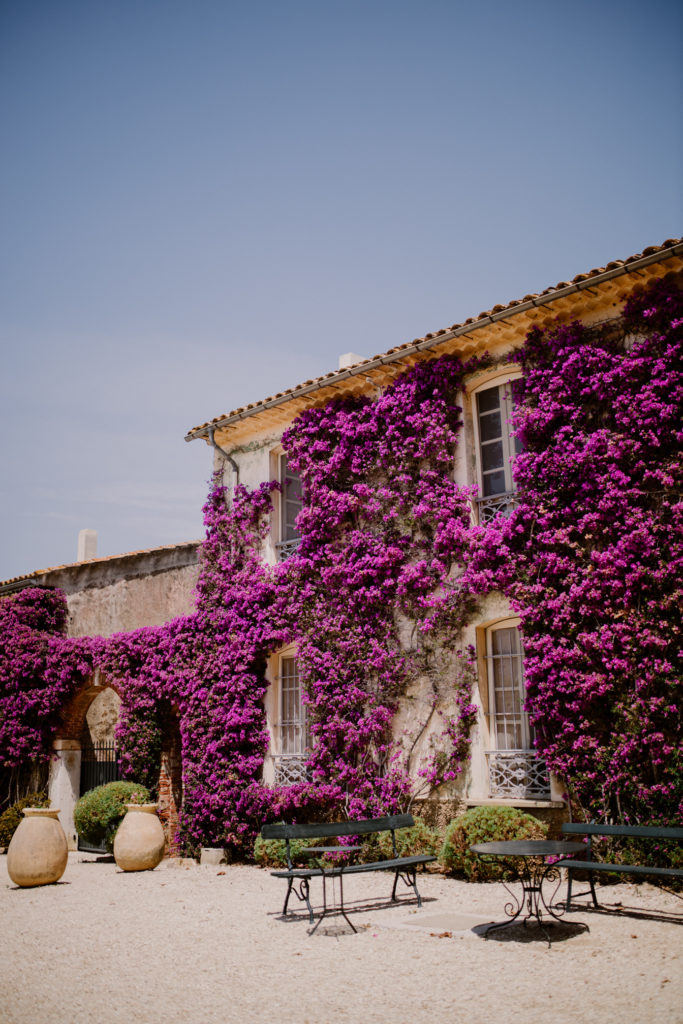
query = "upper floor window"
xmin=277 ymin=454 xmax=302 ymax=561
xmin=474 ymin=378 xmax=521 ymax=524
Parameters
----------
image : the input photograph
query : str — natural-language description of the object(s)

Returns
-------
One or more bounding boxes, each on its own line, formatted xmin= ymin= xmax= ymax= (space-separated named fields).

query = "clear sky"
xmin=1 ymin=0 xmax=681 ymax=581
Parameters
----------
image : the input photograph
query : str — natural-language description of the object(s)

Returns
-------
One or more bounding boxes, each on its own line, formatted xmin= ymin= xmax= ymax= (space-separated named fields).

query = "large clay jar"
xmin=7 ymin=808 xmax=68 ymax=888
xmin=114 ymin=804 xmax=165 ymax=872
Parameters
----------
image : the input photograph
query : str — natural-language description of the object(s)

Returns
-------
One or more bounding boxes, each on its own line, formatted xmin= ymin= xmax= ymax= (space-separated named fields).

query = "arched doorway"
xmin=49 ymin=674 xmax=183 ymax=855
xmin=49 ymin=672 xmax=125 ymax=849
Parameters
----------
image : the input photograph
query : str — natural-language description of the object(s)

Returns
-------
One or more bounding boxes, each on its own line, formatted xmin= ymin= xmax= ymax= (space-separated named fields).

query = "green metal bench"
xmin=261 ymin=813 xmax=436 ymax=924
xmin=556 ymin=822 xmax=683 ymax=911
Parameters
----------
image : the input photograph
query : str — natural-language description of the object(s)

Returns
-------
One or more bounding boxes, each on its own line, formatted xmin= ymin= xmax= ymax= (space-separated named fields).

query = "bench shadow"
xmin=268 ymin=893 xmax=437 ymax=925
xmin=561 ymin=901 xmax=683 ymax=926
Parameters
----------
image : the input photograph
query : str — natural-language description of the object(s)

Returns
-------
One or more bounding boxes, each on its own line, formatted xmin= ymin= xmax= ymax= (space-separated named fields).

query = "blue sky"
xmin=1 ymin=0 xmax=681 ymax=580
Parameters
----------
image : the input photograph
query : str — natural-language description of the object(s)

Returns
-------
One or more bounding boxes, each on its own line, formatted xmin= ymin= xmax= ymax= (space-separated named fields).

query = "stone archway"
xmin=49 ymin=674 xmax=184 ymax=854
xmin=49 ymin=671 xmax=125 ymax=849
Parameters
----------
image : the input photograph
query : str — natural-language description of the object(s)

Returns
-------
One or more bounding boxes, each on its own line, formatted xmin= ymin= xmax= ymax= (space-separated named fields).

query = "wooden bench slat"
xmin=261 ymin=813 xmax=414 ymax=841
xmin=562 ymin=823 xmax=683 ymax=840
xmin=557 ymin=859 xmax=683 ymax=878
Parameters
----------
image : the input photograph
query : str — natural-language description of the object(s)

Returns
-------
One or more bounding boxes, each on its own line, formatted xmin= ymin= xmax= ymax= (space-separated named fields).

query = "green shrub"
xmin=372 ymin=820 xmax=442 ymax=862
xmin=74 ymin=781 xmax=151 ymax=853
xmin=0 ymin=791 xmax=49 ymax=848
xmin=439 ymin=806 xmax=548 ymax=882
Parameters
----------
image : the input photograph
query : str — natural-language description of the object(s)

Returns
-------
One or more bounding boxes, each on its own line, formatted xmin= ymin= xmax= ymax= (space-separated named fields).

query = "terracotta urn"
xmin=7 ymin=808 xmax=69 ymax=888
xmin=113 ymin=804 xmax=165 ymax=871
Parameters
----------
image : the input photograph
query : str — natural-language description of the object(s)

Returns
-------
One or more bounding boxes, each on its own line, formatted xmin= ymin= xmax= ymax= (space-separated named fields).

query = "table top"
xmin=470 ymin=840 xmax=586 ymax=857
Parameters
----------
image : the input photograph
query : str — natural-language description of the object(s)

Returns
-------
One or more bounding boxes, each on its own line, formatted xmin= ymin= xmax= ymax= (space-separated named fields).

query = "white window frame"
xmin=276 ymin=453 xmax=302 ymax=561
xmin=485 ymin=620 xmax=531 ymax=751
xmin=271 ymin=651 xmax=310 ymax=785
xmin=471 ymin=370 xmax=522 ymax=524
xmin=483 ymin=619 xmax=550 ymax=800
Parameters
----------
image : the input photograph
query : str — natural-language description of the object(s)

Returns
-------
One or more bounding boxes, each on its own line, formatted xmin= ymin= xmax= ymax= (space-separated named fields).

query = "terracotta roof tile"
xmin=0 ymin=540 xmax=202 ymax=590
xmin=186 ymin=237 xmax=682 ymax=438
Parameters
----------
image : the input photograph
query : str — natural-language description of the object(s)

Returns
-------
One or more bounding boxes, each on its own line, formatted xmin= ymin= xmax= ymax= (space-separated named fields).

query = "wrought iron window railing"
xmin=273 ymin=755 xmax=310 ymax=786
xmin=275 ymin=538 xmax=301 ymax=561
xmin=476 ymin=490 xmax=518 ymax=524
xmin=485 ymin=749 xmax=551 ymax=800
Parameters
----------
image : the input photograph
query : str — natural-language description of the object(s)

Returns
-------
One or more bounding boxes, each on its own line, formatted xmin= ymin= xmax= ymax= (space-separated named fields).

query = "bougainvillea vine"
xmin=0 ymin=275 xmax=681 ymax=851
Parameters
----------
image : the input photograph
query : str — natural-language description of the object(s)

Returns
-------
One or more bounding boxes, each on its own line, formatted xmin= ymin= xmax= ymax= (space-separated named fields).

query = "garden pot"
xmin=113 ymin=804 xmax=165 ymax=872
xmin=7 ymin=808 xmax=68 ymax=887
xmin=200 ymin=847 xmax=228 ymax=866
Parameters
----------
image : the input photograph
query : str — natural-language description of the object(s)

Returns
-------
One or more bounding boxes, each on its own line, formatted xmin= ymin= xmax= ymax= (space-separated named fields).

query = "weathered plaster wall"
xmin=65 ymin=562 xmax=199 ymax=637
xmin=19 ymin=542 xmax=203 ymax=638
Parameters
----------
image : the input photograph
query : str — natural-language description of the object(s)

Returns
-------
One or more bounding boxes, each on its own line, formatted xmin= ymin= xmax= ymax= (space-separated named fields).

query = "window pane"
xmin=481 ymin=440 xmax=504 ymax=473
xmin=479 ymin=410 xmax=502 ymax=443
xmin=477 ymin=388 xmax=500 ymax=414
xmin=482 ymin=469 xmax=506 ymax=497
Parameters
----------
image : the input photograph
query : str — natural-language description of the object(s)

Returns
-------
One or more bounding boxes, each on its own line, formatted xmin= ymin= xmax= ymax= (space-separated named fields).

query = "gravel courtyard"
xmin=1 ymin=852 xmax=681 ymax=1024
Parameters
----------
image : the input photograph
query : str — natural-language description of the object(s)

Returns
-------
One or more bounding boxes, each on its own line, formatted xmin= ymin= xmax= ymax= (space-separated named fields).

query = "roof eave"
xmin=184 ymin=239 xmax=683 ymax=443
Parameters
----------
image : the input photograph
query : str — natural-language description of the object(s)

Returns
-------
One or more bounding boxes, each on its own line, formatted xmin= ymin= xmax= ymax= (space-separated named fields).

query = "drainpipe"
xmin=208 ymin=428 xmax=240 ymax=487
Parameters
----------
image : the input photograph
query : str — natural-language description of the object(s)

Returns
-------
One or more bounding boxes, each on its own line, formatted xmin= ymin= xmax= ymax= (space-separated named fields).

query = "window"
xmin=474 ymin=378 xmax=521 ymax=523
xmin=277 ymin=454 xmax=302 ymax=560
xmin=273 ymin=655 xmax=309 ymax=785
xmin=484 ymin=622 xmax=550 ymax=799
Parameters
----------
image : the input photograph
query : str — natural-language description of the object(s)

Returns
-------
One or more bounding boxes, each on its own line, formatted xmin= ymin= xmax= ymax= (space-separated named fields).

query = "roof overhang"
xmin=185 ymin=239 xmax=683 ymax=448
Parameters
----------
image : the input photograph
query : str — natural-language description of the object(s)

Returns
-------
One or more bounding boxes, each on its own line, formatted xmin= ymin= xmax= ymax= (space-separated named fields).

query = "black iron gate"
xmin=78 ymin=741 xmax=121 ymax=853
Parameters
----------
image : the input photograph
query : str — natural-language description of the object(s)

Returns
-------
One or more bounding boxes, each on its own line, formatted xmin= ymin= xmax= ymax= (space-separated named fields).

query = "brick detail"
xmin=157 ymin=710 xmax=183 ymax=856
xmin=56 ymin=676 xmax=125 ymax=740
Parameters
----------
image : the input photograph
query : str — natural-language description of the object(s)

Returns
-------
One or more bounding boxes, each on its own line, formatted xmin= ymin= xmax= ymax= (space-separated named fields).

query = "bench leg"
xmin=565 ymin=869 xmax=599 ymax=912
xmin=282 ymin=877 xmax=314 ymax=924
xmin=391 ymin=867 xmax=422 ymax=908
xmin=283 ymin=877 xmax=294 ymax=917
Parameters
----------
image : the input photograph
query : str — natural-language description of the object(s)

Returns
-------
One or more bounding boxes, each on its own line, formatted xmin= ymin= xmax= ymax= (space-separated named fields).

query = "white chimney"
xmin=338 ymin=352 xmax=366 ymax=370
xmin=77 ymin=529 xmax=97 ymax=562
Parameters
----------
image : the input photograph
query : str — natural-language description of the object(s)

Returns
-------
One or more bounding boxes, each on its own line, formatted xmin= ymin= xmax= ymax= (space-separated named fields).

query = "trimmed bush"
xmin=74 ymin=781 xmax=151 ymax=853
xmin=372 ymin=820 xmax=441 ymax=861
xmin=0 ymin=791 xmax=49 ymax=848
xmin=439 ymin=806 xmax=547 ymax=882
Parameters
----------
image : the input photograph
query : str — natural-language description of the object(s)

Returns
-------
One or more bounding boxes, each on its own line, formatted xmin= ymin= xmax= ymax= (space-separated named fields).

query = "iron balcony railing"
xmin=272 ymin=755 xmax=310 ymax=786
xmin=485 ymin=749 xmax=551 ymax=800
xmin=275 ymin=538 xmax=301 ymax=561
xmin=476 ymin=490 xmax=518 ymax=524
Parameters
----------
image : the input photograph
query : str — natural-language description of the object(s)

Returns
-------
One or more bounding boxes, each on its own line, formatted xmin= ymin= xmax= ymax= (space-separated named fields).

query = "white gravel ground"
xmin=1 ymin=852 xmax=681 ymax=1024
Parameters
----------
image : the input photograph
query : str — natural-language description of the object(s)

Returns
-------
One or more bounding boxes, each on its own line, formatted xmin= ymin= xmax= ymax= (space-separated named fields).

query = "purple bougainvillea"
xmin=1 ymin=276 xmax=681 ymax=850
xmin=490 ymin=276 xmax=683 ymax=824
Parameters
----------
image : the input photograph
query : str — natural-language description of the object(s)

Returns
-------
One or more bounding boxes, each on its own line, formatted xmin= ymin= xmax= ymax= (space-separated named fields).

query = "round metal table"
xmin=470 ymin=839 xmax=588 ymax=942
